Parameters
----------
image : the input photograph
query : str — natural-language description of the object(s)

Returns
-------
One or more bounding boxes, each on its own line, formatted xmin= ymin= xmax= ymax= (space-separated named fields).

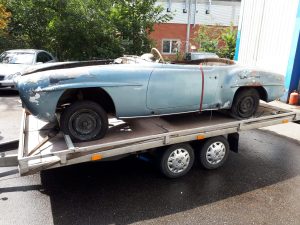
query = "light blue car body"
xmin=17 ymin=61 xmax=285 ymax=122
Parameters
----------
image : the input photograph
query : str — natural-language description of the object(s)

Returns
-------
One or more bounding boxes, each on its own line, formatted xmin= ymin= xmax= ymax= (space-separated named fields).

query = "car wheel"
xmin=159 ymin=143 xmax=195 ymax=178
xmin=230 ymin=88 xmax=259 ymax=119
xmin=60 ymin=101 xmax=108 ymax=142
xmin=198 ymin=136 xmax=229 ymax=170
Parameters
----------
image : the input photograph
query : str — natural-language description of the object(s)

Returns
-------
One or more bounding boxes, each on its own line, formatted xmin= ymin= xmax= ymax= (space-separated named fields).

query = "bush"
xmin=194 ymin=24 xmax=237 ymax=60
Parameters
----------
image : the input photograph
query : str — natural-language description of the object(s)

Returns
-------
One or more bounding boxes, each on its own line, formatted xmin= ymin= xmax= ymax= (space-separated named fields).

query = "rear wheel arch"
xmin=56 ymin=87 xmax=116 ymax=115
xmin=234 ymin=86 xmax=268 ymax=102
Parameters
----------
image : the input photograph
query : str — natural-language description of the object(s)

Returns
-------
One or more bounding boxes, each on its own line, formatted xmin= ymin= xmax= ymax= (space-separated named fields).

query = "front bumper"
xmin=0 ymin=79 xmax=15 ymax=87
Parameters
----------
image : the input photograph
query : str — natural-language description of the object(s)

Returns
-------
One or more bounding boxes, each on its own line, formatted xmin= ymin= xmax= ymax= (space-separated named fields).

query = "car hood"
xmin=0 ymin=64 xmax=31 ymax=77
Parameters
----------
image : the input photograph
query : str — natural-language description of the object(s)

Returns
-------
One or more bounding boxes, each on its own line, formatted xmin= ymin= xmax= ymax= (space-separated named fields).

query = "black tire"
xmin=230 ymin=88 xmax=259 ymax=119
xmin=159 ymin=143 xmax=195 ymax=178
xmin=198 ymin=136 xmax=229 ymax=170
xmin=60 ymin=101 xmax=108 ymax=142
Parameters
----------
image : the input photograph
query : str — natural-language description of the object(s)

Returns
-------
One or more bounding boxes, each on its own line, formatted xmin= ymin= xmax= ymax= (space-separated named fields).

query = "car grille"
xmin=0 ymin=75 xmax=5 ymax=81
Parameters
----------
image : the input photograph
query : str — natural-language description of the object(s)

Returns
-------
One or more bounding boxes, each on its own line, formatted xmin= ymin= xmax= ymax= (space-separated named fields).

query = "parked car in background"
xmin=0 ymin=49 xmax=56 ymax=89
xmin=185 ymin=52 xmax=219 ymax=61
xmin=17 ymin=48 xmax=285 ymax=142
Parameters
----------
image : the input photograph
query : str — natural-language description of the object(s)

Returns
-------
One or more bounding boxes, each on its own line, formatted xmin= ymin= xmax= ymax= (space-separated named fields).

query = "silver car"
xmin=0 ymin=49 xmax=56 ymax=89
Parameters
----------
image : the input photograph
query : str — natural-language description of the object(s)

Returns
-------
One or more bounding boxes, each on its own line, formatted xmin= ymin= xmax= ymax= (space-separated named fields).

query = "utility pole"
xmin=185 ymin=0 xmax=192 ymax=53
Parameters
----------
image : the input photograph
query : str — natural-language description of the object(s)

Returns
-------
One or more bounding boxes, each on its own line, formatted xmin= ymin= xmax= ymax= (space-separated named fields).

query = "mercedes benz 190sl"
xmin=16 ymin=48 xmax=285 ymax=142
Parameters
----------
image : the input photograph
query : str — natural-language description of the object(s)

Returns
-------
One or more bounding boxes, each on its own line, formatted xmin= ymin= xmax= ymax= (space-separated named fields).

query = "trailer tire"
xmin=198 ymin=136 xmax=229 ymax=169
xmin=159 ymin=143 xmax=194 ymax=178
xmin=60 ymin=101 xmax=108 ymax=142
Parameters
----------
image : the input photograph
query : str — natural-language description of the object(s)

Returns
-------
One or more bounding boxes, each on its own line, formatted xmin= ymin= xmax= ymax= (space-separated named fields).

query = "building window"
xmin=162 ymin=39 xmax=180 ymax=54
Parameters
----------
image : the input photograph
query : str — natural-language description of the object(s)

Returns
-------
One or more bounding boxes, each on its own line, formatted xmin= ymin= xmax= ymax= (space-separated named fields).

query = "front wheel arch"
xmin=60 ymin=100 xmax=108 ymax=142
xmin=56 ymin=87 xmax=116 ymax=115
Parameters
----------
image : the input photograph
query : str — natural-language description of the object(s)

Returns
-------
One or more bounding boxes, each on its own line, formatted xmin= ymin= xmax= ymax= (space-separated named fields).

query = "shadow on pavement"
xmin=0 ymin=184 xmax=42 ymax=194
xmin=0 ymin=90 xmax=19 ymax=97
xmin=35 ymin=129 xmax=300 ymax=225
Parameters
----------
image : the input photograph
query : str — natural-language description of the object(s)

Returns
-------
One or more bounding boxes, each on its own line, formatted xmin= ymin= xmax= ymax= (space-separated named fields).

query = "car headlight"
xmin=6 ymin=72 xmax=21 ymax=80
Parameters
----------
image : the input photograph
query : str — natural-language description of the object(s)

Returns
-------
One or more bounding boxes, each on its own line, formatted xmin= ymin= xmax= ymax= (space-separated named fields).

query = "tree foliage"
xmin=194 ymin=24 xmax=237 ymax=60
xmin=110 ymin=0 xmax=172 ymax=55
xmin=218 ymin=25 xmax=237 ymax=59
xmin=0 ymin=3 xmax=11 ymax=30
xmin=0 ymin=0 xmax=171 ymax=60
xmin=194 ymin=25 xmax=219 ymax=53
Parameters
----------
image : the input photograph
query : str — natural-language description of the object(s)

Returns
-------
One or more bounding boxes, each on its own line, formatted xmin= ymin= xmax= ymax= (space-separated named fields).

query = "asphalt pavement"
xmin=0 ymin=91 xmax=300 ymax=225
xmin=0 ymin=90 xmax=22 ymax=143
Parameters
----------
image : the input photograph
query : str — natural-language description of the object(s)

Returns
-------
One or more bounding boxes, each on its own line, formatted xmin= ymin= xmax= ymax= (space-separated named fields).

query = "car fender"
xmin=217 ymin=68 xmax=266 ymax=109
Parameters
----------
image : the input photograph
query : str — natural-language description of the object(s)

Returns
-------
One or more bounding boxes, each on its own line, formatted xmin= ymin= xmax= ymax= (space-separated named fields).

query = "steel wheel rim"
xmin=239 ymin=96 xmax=254 ymax=115
xmin=167 ymin=148 xmax=190 ymax=174
xmin=206 ymin=142 xmax=226 ymax=165
xmin=69 ymin=109 xmax=101 ymax=139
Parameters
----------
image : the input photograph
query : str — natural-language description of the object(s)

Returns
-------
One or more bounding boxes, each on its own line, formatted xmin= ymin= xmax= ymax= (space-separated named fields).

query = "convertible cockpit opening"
xmin=114 ymin=48 xmax=165 ymax=64
xmin=171 ymin=58 xmax=236 ymax=66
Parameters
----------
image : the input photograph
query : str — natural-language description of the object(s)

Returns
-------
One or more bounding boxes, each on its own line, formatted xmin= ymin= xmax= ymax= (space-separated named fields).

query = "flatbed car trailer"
xmin=0 ymin=103 xmax=299 ymax=178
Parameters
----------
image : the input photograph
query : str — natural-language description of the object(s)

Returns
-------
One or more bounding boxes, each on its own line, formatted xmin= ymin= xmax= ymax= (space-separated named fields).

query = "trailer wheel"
xmin=159 ymin=144 xmax=195 ymax=178
xmin=60 ymin=101 xmax=108 ymax=142
xmin=198 ymin=136 xmax=229 ymax=169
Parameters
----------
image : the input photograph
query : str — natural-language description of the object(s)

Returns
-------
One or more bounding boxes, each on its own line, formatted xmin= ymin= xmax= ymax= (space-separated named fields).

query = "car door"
xmin=146 ymin=64 xmax=202 ymax=114
xmin=146 ymin=64 xmax=220 ymax=114
xmin=201 ymin=66 xmax=220 ymax=110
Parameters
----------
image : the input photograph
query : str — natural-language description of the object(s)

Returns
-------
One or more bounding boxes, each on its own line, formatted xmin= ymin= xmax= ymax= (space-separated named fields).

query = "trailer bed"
xmin=5 ymin=102 xmax=293 ymax=176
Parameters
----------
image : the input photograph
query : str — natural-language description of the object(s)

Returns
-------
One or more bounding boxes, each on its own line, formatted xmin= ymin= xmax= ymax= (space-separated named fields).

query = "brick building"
xmin=149 ymin=0 xmax=241 ymax=58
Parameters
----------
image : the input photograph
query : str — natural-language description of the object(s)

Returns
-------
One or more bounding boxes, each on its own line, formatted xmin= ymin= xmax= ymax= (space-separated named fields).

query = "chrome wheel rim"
xmin=206 ymin=142 xmax=226 ymax=165
xmin=167 ymin=148 xmax=190 ymax=173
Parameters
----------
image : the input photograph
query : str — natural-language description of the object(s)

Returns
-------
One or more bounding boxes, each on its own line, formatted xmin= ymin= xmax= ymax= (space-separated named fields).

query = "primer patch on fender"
xmin=29 ymin=93 xmax=41 ymax=104
xmin=222 ymin=101 xmax=230 ymax=108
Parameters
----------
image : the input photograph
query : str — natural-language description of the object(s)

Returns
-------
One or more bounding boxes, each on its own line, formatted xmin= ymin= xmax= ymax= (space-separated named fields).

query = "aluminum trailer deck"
xmin=0 ymin=103 xmax=298 ymax=177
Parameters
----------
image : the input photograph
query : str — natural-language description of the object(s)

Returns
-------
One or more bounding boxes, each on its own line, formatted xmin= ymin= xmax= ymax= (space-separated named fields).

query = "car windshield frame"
xmin=0 ymin=52 xmax=35 ymax=65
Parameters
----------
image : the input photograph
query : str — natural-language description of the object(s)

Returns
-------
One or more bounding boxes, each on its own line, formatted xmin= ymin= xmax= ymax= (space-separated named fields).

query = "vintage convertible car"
xmin=17 ymin=48 xmax=285 ymax=142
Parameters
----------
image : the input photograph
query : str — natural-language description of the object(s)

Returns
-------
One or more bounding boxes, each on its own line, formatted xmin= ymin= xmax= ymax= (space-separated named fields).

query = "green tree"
xmin=110 ymin=0 xmax=172 ymax=55
xmin=194 ymin=25 xmax=219 ymax=53
xmin=46 ymin=0 xmax=122 ymax=60
xmin=1 ymin=0 xmax=171 ymax=59
xmin=6 ymin=1 xmax=53 ymax=48
xmin=218 ymin=24 xmax=237 ymax=59
xmin=0 ymin=3 xmax=10 ymax=30
xmin=0 ymin=2 xmax=28 ymax=52
xmin=194 ymin=24 xmax=237 ymax=60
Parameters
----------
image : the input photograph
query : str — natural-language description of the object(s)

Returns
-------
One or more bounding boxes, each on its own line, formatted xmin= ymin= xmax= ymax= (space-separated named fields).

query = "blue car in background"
xmin=17 ymin=48 xmax=285 ymax=142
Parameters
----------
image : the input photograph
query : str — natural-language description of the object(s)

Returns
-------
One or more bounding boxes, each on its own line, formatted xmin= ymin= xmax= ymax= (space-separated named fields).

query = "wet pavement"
xmin=0 ymin=91 xmax=300 ymax=225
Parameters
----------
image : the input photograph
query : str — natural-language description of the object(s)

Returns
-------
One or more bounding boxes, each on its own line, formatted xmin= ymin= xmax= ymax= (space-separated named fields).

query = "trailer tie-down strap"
xmin=199 ymin=64 xmax=205 ymax=111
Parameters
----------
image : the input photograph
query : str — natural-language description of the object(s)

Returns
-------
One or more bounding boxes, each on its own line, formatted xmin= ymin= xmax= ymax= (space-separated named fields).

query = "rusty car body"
xmin=16 ymin=49 xmax=285 ymax=141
